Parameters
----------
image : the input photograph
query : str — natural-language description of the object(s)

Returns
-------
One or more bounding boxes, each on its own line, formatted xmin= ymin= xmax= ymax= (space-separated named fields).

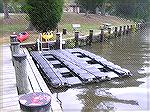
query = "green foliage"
xmin=0 ymin=0 xmax=3 ymax=13
xmin=112 ymin=0 xmax=150 ymax=22
xmin=26 ymin=0 xmax=64 ymax=32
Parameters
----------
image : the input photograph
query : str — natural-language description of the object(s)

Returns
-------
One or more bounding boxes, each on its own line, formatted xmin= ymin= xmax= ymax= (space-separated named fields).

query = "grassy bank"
xmin=0 ymin=13 xmax=134 ymax=45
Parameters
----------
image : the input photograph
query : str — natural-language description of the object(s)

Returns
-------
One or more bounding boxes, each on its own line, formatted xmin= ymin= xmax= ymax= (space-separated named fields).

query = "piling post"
xmin=10 ymin=42 xmax=20 ymax=56
xmin=100 ymin=29 xmax=104 ymax=42
xmin=56 ymin=33 xmax=63 ymax=49
xmin=10 ymin=34 xmax=18 ymax=42
xmin=118 ymin=26 xmax=122 ymax=37
xmin=75 ymin=31 xmax=79 ymax=47
xmin=126 ymin=25 xmax=130 ymax=34
xmin=63 ymin=28 xmax=67 ymax=35
xmin=13 ymin=53 xmax=29 ymax=94
xmin=130 ymin=25 xmax=133 ymax=32
xmin=87 ymin=30 xmax=93 ymax=46
xmin=114 ymin=27 xmax=118 ymax=37
xmin=123 ymin=26 xmax=126 ymax=35
xmin=108 ymin=28 xmax=111 ymax=38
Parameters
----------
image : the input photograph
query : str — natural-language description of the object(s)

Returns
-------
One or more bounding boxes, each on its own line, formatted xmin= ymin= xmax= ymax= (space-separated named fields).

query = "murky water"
xmin=54 ymin=27 xmax=150 ymax=112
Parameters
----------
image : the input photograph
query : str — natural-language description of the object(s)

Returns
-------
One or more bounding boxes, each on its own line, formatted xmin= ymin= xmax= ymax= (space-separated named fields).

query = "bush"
xmin=26 ymin=0 xmax=64 ymax=32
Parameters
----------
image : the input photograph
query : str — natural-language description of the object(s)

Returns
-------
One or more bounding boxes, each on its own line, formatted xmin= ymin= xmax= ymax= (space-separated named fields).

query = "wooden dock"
xmin=0 ymin=44 xmax=63 ymax=112
xmin=0 ymin=45 xmax=21 ymax=112
xmin=30 ymin=48 xmax=132 ymax=88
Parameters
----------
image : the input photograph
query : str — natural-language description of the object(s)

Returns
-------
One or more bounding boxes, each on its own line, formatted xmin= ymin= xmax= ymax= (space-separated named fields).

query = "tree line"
xmin=1 ymin=0 xmax=150 ymax=33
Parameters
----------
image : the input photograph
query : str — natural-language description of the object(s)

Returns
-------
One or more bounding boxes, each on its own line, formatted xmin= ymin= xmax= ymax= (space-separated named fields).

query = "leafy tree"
xmin=0 ymin=0 xmax=3 ymax=13
xmin=112 ymin=0 xmax=150 ymax=22
xmin=76 ymin=0 xmax=109 ymax=16
xmin=26 ymin=0 xmax=64 ymax=32
xmin=3 ymin=0 xmax=10 ymax=19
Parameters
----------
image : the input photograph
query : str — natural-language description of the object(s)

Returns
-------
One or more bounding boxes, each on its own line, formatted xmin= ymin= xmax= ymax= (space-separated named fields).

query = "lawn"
xmin=0 ymin=13 xmax=134 ymax=45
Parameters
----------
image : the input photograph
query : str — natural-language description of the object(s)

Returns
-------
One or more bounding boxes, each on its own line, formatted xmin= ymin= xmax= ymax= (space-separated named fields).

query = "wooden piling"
xmin=87 ymin=30 xmax=93 ymax=45
xmin=123 ymin=26 xmax=126 ymax=35
xmin=10 ymin=42 xmax=20 ymax=56
xmin=56 ymin=33 xmax=63 ymax=49
xmin=114 ymin=27 xmax=118 ymax=37
xmin=100 ymin=29 xmax=104 ymax=42
xmin=75 ymin=31 xmax=79 ymax=47
xmin=13 ymin=53 xmax=29 ymax=94
xmin=118 ymin=26 xmax=122 ymax=36
xmin=108 ymin=28 xmax=111 ymax=38
xmin=63 ymin=28 xmax=67 ymax=35
xmin=10 ymin=35 xmax=18 ymax=42
xmin=126 ymin=25 xmax=130 ymax=34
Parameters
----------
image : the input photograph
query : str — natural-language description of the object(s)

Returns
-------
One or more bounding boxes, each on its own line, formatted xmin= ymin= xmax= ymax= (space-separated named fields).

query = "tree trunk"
xmin=3 ymin=1 xmax=10 ymax=19
xmin=85 ymin=10 xmax=89 ymax=16
xmin=101 ymin=3 xmax=106 ymax=16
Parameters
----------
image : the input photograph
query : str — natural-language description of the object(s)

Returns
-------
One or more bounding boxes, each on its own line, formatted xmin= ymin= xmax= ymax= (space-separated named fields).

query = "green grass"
xmin=0 ymin=13 xmax=135 ymax=44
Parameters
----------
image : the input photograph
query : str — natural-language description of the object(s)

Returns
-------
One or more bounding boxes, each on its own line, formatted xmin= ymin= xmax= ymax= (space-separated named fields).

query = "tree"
xmin=26 ymin=0 xmax=64 ymax=32
xmin=3 ymin=0 xmax=10 ymax=19
xmin=111 ymin=0 xmax=150 ymax=22
xmin=0 ymin=0 xmax=3 ymax=13
xmin=76 ymin=0 xmax=107 ymax=16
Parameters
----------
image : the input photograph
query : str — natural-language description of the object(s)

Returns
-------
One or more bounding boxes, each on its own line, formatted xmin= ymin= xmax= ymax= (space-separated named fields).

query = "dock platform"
xmin=30 ymin=48 xmax=132 ymax=88
xmin=0 ymin=45 xmax=63 ymax=112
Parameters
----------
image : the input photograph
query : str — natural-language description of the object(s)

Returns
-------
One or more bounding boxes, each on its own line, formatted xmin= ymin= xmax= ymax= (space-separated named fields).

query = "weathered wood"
xmin=22 ymin=48 xmax=63 ymax=112
xmin=75 ymin=31 xmax=79 ymax=47
xmin=0 ymin=45 xmax=21 ymax=112
xmin=10 ymin=35 xmax=18 ymax=42
xmin=10 ymin=42 xmax=20 ymax=58
xmin=13 ymin=53 xmax=29 ymax=94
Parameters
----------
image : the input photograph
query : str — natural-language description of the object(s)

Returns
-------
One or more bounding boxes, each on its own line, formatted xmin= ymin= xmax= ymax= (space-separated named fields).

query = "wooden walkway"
xmin=0 ymin=45 xmax=21 ymax=112
xmin=0 ymin=45 xmax=63 ymax=112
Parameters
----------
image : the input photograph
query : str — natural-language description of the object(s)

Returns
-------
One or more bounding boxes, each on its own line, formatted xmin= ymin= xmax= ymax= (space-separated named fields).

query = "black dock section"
xmin=30 ymin=48 xmax=132 ymax=88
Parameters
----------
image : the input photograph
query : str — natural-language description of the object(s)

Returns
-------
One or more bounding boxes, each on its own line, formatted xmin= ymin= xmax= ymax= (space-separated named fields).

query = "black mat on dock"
xmin=30 ymin=48 xmax=132 ymax=88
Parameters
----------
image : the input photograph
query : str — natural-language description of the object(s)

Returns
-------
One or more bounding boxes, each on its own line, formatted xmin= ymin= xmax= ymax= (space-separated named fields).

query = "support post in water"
xmin=56 ymin=33 xmax=63 ymax=49
xmin=108 ymin=28 xmax=111 ymax=38
xmin=123 ymin=26 xmax=126 ymax=35
xmin=13 ymin=53 xmax=29 ymax=94
xmin=118 ymin=26 xmax=122 ymax=37
xmin=87 ymin=30 xmax=93 ymax=46
xmin=126 ymin=25 xmax=130 ymax=34
xmin=75 ymin=31 xmax=79 ymax=47
xmin=100 ymin=29 xmax=104 ymax=42
xmin=114 ymin=27 xmax=118 ymax=37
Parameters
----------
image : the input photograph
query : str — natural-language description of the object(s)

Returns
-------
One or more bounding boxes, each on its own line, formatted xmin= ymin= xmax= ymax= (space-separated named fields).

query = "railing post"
xmin=13 ymin=53 xmax=29 ymax=94
xmin=75 ymin=31 xmax=79 ymax=47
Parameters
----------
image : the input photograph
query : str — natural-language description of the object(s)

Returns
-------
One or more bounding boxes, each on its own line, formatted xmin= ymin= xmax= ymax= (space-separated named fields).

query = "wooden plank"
xmin=22 ymin=48 xmax=63 ymax=112
xmin=26 ymin=62 xmax=41 ymax=92
xmin=0 ymin=45 xmax=21 ymax=112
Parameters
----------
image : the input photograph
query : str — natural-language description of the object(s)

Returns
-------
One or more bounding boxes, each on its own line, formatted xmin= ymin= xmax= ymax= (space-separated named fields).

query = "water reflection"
xmin=54 ymin=27 xmax=150 ymax=111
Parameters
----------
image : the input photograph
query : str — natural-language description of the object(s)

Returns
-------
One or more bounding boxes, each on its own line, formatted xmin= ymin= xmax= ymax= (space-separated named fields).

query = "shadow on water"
xmin=50 ymin=27 xmax=150 ymax=112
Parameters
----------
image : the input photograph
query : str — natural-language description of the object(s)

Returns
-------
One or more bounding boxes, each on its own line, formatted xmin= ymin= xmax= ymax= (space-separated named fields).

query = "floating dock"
xmin=30 ymin=48 xmax=132 ymax=88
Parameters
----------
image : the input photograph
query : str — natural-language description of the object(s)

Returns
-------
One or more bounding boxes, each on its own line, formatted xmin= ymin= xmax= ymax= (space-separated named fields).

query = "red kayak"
xmin=17 ymin=32 xmax=29 ymax=42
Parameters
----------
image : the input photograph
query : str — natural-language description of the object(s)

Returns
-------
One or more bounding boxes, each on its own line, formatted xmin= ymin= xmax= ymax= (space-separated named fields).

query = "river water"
xmin=54 ymin=27 xmax=150 ymax=112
